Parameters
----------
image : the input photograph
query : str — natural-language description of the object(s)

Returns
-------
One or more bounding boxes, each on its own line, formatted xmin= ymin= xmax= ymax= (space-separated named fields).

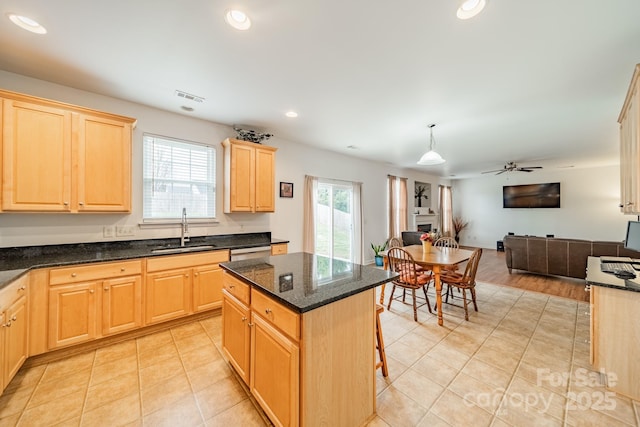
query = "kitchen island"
xmin=220 ymin=252 xmax=396 ymax=427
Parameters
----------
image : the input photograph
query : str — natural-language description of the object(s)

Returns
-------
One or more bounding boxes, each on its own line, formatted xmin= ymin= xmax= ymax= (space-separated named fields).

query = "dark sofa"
xmin=503 ymin=235 xmax=640 ymax=279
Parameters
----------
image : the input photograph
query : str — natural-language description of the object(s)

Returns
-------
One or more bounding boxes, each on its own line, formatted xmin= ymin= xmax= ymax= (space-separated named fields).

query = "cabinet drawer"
xmin=223 ymin=273 xmax=250 ymax=305
xmin=251 ymin=289 xmax=299 ymax=340
xmin=271 ymin=243 xmax=288 ymax=255
xmin=0 ymin=274 xmax=28 ymax=310
xmin=50 ymin=260 xmax=142 ymax=285
xmin=147 ymin=250 xmax=229 ymax=272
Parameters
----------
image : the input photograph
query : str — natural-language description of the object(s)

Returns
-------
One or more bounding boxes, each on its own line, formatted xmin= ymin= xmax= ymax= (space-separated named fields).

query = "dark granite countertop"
xmin=0 ymin=233 xmax=289 ymax=288
xmin=585 ymin=256 xmax=640 ymax=293
xmin=220 ymin=252 xmax=397 ymax=313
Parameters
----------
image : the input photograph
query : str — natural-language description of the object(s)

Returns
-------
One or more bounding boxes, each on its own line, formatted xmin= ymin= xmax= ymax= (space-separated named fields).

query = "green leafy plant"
xmin=370 ymin=240 xmax=388 ymax=257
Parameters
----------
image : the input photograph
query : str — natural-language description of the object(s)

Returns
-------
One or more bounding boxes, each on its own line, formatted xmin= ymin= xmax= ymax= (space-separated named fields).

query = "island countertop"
xmin=220 ymin=252 xmax=397 ymax=313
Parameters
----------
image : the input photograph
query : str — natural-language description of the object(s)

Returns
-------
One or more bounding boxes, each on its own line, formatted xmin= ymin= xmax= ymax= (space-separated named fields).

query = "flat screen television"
xmin=503 ymin=182 xmax=561 ymax=208
xmin=624 ymin=220 xmax=640 ymax=251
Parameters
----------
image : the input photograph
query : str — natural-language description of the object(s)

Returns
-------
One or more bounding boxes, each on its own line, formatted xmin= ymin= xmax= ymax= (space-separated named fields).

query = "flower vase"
xmin=422 ymin=241 xmax=432 ymax=253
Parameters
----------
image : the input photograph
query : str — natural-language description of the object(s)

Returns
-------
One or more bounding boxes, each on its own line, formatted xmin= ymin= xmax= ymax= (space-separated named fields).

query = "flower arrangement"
xmin=420 ymin=231 xmax=437 ymax=243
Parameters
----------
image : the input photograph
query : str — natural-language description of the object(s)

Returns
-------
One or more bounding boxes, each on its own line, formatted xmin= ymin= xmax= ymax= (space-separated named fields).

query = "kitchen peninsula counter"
xmin=586 ymin=256 xmax=640 ymax=401
xmin=219 ymin=252 xmax=396 ymax=426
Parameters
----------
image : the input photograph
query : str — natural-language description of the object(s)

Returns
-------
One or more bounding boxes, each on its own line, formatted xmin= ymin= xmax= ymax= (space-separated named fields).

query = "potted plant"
xmin=371 ymin=241 xmax=388 ymax=266
xmin=452 ymin=217 xmax=469 ymax=243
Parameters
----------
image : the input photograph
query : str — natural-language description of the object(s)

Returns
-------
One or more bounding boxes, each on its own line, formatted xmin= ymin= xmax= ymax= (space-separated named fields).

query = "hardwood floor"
xmin=473 ymin=247 xmax=590 ymax=302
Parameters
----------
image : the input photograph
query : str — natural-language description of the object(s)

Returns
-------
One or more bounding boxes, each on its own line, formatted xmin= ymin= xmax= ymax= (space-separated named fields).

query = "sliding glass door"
xmin=315 ymin=181 xmax=354 ymax=262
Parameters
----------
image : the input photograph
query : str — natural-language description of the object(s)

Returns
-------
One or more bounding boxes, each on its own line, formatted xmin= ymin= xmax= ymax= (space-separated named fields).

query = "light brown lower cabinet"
xmin=0 ymin=275 xmax=29 ymax=392
xmin=590 ymin=284 xmax=640 ymax=400
xmin=48 ymin=260 xmax=143 ymax=349
xmin=221 ymin=291 xmax=251 ymax=383
xmin=222 ymin=271 xmax=375 ymax=427
xmin=250 ymin=311 xmax=299 ymax=427
xmin=145 ymin=251 xmax=228 ymax=325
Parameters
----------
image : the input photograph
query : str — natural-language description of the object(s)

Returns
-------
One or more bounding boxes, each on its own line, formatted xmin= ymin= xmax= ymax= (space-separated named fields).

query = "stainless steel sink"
xmin=151 ymin=245 xmax=215 ymax=254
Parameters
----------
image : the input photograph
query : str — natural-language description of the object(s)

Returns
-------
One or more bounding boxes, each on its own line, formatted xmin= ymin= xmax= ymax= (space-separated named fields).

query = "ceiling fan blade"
xmin=481 ymin=169 xmax=503 ymax=174
xmin=496 ymin=170 xmax=507 ymax=175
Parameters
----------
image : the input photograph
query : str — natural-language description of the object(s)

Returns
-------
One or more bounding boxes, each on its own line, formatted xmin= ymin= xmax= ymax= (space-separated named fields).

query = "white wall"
xmin=452 ymin=166 xmax=630 ymax=249
xmin=0 ymin=70 xmax=446 ymax=262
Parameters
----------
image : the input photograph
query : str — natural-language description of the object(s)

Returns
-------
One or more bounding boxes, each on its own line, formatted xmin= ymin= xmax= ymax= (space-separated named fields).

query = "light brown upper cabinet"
xmin=222 ymin=138 xmax=277 ymax=213
xmin=1 ymin=89 xmax=135 ymax=212
xmin=619 ymin=64 xmax=640 ymax=214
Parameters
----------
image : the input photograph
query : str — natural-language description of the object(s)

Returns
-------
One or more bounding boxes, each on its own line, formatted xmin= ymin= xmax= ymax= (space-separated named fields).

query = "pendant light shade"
xmin=417 ymin=124 xmax=446 ymax=165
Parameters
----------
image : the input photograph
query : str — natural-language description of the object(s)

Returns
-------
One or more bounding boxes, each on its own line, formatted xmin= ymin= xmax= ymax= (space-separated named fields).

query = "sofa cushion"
xmin=547 ymin=239 xmax=568 ymax=276
xmin=527 ymin=237 xmax=548 ymax=274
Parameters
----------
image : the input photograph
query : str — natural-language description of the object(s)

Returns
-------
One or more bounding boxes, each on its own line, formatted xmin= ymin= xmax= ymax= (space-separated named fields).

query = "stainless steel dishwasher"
xmin=229 ymin=246 xmax=272 ymax=261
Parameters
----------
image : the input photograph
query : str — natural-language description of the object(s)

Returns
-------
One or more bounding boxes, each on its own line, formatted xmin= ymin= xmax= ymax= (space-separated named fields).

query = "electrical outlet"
xmin=116 ymin=225 xmax=135 ymax=237
xmin=103 ymin=226 xmax=115 ymax=238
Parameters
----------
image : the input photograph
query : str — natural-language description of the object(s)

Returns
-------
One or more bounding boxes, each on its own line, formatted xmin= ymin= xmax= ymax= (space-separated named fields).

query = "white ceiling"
xmin=1 ymin=0 xmax=639 ymax=178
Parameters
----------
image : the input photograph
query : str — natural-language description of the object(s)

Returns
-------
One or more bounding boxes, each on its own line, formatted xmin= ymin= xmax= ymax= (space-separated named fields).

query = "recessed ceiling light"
xmin=7 ymin=13 xmax=47 ymax=34
xmin=285 ymin=111 xmax=298 ymax=118
xmin=456 ymin=0 xmax=487 ymax=20
xmin=181 ymin=106 xmax=194 ymax=112
xmin=225 ymin=9 xmax=251 ymax=31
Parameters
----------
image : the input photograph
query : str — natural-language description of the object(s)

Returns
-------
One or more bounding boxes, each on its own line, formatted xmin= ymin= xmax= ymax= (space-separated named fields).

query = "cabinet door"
xmin=48 ymin=283 xmax=97 ymax=349
xmin=193 ymin=265 xmax=223 ymax=312
xmin=229 ymin=143 xmax=255 ymax=212
xmin=250 ymin=313 xmax=299 ymax=427
xmin=76 ymin=113 xmax=132 ymax=212
xmin=102 ymin=275 xmax=142 ymax=335
xmin=2 ymin=99 xmax=72 ymax=211
xmin=145 ymin=269 xmax=191 ymax=324
xmin=221 ymin=291 xmax=251 ymax=384
xmin=4 ymin=296 xmax=28 ymax=386
xmin=254 ymin=147 xmax=275 ymax=212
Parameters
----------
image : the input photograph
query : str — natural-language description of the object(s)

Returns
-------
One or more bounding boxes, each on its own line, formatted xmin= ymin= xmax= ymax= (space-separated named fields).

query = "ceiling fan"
xmin=481 ymin=161 xmax=543 ymax=175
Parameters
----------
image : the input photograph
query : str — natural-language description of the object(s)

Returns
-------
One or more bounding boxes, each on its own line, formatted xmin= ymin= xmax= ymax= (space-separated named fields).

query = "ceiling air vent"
xmin=175 ymin=90 xmax=205 ymax=103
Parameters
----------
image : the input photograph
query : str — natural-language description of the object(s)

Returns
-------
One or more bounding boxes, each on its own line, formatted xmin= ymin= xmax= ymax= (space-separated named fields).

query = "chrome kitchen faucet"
xmin=181 ymin=207 xmax=190 ymax=246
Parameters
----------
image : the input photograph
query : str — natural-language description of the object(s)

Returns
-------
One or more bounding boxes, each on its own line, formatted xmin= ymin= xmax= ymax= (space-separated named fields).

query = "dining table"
xmin=381 ymin=244 xmax=474 ymax=326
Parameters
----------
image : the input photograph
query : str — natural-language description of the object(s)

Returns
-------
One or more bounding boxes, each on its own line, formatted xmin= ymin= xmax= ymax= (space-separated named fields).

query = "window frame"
xmin=141 ymin=133 xmax=217 ymax=223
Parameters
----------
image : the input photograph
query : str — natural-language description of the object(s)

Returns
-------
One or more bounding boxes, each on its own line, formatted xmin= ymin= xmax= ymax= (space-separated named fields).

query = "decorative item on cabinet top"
xmin=233 ymin=125 xmax=273 ymax=144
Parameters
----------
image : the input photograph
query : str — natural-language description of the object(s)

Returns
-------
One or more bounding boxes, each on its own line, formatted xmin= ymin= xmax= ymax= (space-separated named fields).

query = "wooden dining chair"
xmin=434 ymin=237 xmax=459 ymax=250
xmin=440 ymin=248 xmax=482 ymax=321
xmin=386 ymin=247 xmax=433 ymax=321
xmin=387 ymin=237 xmax=403 ymax=248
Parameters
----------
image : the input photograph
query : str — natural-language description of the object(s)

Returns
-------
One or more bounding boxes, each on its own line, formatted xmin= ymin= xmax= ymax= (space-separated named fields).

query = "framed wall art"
xmin=280 ymin=182 xmax=293 ymax=198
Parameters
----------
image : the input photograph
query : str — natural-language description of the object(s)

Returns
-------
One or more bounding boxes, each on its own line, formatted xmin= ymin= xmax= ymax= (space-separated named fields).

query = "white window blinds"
xmin=143 ymin=134 xmax=216 ymax=219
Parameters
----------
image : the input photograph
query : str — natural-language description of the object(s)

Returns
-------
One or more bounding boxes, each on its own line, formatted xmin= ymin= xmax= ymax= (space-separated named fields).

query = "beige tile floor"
xmin=0 ymin=282 xmax=638 ymax=426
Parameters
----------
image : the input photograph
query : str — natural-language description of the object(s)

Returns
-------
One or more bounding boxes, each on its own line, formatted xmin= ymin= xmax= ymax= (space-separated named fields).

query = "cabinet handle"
xmin=194 ymin=273 xmax=199 ymax=277
xmin=89 ymin=290 xmax=95 ymax=294
xmin=585 ymin=285 xmax=591 ymax=292
xmin=185 ymin=274 xmax=189 ymax=278
xmin=71 ymin=273 xmax=77 ymax=277
xmin=241 ymin=316 xmax=247 ymax=322
xmin=63 ymin=202 xmax=69 ymax=206
xmin=265 ymin=308 xmax=272 ymax=314
xmin=11 ymin=315 xmax=16 ymax=322
xmin=79 ymin=202 xmax=84 ymax=206
xmin=121 ymin=268 xmax=125 ymax=272
xmin=3 ymin=321 xmax=10 ymax=327
xmin=104 ymin=287 xmax=109 ymax=291
xmin=248 ymin=322 xmax=254 ymax=327
xmin=229 ymin=285 xmax=235 ymax=289
xmin=19 ymin=286 xmax=26 ymax=291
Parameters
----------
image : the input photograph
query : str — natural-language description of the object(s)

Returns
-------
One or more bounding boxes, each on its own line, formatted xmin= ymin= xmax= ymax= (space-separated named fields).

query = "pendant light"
xmin=417 ymin=124 xmax=445 ymax=165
